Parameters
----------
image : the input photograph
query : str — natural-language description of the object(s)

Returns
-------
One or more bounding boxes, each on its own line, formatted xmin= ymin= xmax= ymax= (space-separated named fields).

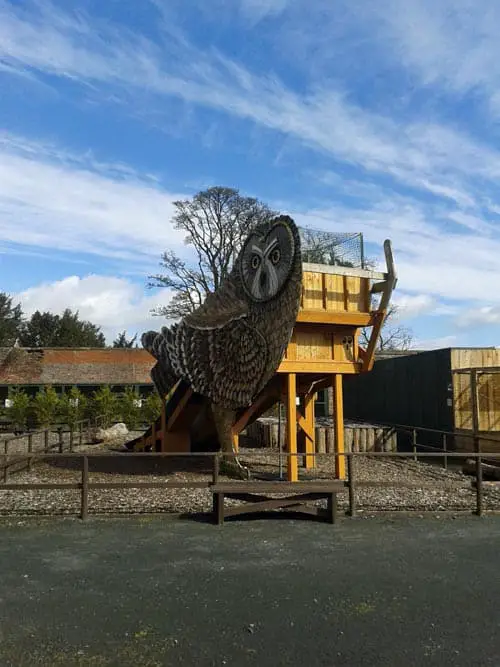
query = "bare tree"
xmin=360 ymin=303 xmax=414 ymax=352
xmin=148 ymin=186 xmax=276 ymax=319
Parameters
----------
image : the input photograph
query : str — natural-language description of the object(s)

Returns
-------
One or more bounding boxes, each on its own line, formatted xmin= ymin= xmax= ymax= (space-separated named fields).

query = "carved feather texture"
xmin=143 ymin=215 xmax=302 ymax=409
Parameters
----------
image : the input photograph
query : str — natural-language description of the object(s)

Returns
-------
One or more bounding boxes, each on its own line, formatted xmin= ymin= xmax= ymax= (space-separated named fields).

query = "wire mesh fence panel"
xmin=298 ymin=227 xmax=364 ymax=269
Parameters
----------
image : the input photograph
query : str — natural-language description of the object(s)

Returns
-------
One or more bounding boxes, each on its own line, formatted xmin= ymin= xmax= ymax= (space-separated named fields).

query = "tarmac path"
xmin=0 ymin=514 xmax=499 ymax=666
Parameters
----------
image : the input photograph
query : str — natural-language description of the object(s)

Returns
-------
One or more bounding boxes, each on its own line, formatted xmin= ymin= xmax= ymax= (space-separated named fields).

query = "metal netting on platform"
xmin=298 ymin=227 xmax=364 ymax=269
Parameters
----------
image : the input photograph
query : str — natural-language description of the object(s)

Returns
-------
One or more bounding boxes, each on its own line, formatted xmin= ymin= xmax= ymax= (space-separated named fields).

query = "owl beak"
xmin=259 ymin=269 xmax=268 ymax=293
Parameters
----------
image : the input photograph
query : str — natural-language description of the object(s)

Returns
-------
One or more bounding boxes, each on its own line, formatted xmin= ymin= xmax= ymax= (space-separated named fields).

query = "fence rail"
xmin=0 ymin=449 xmax=497 ymax=520
xmin=0 ymin=417 xmax=107 ymax=481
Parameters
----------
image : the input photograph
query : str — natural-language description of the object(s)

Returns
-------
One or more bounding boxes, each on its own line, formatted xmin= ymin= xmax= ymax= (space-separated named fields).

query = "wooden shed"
xmin=343 ymin=347 xmax=500 ymax=452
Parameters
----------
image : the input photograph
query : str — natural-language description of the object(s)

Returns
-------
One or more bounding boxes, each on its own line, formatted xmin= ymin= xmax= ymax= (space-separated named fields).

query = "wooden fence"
xmin=0 ymin=416 xmax=106 ymax=482
xmin=0 ymin=449 xmax=497 ymax=519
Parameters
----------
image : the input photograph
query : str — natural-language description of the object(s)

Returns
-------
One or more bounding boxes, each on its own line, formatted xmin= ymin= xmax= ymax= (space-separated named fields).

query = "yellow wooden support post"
xmin=232 ymin=431 xmax=239 ymax=454
xmin=287 ymin=373 xmax=298 ymax=482
xmin=333 ymin=374 xmax=346 ymax=479
xmin=304 ymin=393 xmax=316 ymax=469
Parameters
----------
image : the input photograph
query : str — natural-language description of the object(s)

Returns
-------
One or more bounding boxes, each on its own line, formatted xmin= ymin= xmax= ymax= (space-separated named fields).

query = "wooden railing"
xmin=0 ymin=417 xmax=104 ymax=482
xmin=0 ymin=449 xmax=498 ymax=519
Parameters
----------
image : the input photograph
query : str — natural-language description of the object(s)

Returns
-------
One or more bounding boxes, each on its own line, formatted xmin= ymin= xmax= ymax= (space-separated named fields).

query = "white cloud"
xmin=2 ymin=0 xmax=500 ymax=212
xmin=295 ymin=200 xmax=500 ymax=306
xmin=239 ymin=0 xmax=291 ymax=22
xmin=0 ymin=132 xmax=187 ymax=265
xmin=372 ymin=0 xmax=500 ymax=112
xmin=15 ymin=274 xmax=173 ymax=344
xmin=2 ymin=0 xmax=500 ymax=334
xmin=412 ymin=334 xmax=459 ymax=350
xmin=455 ymin=306 xmax=500 ymax=329
xmin=392 ymin=293 xmax=436 ymax=319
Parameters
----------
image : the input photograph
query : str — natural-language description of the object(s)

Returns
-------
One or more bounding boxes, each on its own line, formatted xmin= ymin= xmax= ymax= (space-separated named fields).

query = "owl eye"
xmin=270 ymin=248 xmax=281 ymax=265
xmin=251 ymin=254 xmax=261 ymax=270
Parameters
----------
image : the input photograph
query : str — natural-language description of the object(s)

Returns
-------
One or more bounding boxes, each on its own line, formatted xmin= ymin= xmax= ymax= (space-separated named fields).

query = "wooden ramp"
xmin=126 ymin=375 xmax=283 ymax=454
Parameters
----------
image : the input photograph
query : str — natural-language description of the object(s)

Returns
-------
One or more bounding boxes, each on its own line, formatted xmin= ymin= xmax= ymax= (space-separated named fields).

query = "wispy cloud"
xmin=238 ymin=0 xmax=291 ymax=22
xmin=2 ymin=0 xmax=500 ymax=345
xmin=371 ymin=0 xmax=500 ymax=112
xmin=2 ymin=0 xmax=500 ymax=216
xmin=412 ymin=334 xmax=459 ymax=350
xmin=296 ymin=198 xmax=500 ymax=306
xmin=0 ymin=132 xmax=187 ymax=265
xmin=456 ymin=306 xmax=500 ymax=329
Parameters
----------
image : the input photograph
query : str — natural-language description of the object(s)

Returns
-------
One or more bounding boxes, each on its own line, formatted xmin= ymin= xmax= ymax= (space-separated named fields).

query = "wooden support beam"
xmin=361 ymin=310 xmax=386 ymax=373
xmin=166 ymin=387 xmax=194 ymax=431
xmin=232 ymin=431 xmax=239 ymax=454
xmin=287 ymin=373 xmax=298 ymax=482
xmin=279 ymin=360 xmax=362 ymax=374
xmin=296 ymin=311 xmax=372 ymax=326
xmin=232 ymin=385 xmax=279 ymax=434
xmin=333 ymin=374 xmax=346 ymax=480
xmin=362 ymin=240 xmax=397 ymax=372
xmin=304 ymin=393 xmax=316 ymax=470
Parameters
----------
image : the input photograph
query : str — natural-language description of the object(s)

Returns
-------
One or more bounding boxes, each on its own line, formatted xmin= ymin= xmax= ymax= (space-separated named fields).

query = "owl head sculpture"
xmin=238 ymin=216 xmax=300 ymax=303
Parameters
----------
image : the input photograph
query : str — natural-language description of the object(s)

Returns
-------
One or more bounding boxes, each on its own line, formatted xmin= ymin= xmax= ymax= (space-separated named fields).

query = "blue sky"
xmin=1 ymin=0 xmax=500 ymax=348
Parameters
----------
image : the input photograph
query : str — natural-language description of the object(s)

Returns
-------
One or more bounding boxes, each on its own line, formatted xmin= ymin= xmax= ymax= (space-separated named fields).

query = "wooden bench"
xmin=211 ymin=481 xmax=346 ymax=525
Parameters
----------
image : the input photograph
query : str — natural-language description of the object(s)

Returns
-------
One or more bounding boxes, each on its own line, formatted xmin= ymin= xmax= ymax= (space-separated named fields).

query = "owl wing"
xmin=185 ymin=318 xmax=268 ymax=407
xmin=183 ymin=280 xmax=249 ymax=330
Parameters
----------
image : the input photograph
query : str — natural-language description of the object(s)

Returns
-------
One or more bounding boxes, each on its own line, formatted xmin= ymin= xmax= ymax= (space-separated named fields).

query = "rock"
xmin=93 ymin=423 xmax=129 ymax=443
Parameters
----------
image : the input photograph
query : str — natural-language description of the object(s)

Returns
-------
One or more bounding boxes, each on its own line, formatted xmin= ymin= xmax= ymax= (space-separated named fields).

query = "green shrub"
xmin=142 ymin=392 xmax=163 ymax=424
xmin=33 ymin=386 xmax=60 ymax=428
xmin=59 ymin=387 xmax=87 ymax=431
xmin=119 ymin=387 xmax=142 ymax=430
xmin=91 ymin=386 xmax=118 ymax=429
xmin=8 ymin=388 xmax=31 ymax=433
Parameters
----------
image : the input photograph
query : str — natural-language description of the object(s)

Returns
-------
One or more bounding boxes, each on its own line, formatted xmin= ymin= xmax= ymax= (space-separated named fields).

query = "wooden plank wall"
xmin=302 ymin=271 xmax=370 ymax=313
xmin=452 ymin=349 xmax=500 ymax=439
xmin=450 ymin=348 xmax=500 ymax=371
xmin=285 ymin=327 xmax=358 ymax=363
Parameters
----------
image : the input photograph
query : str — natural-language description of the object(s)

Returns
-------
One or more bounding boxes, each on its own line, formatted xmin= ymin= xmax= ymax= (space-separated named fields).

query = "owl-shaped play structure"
xmin=135 ymin=215 xmax=397 ymax=482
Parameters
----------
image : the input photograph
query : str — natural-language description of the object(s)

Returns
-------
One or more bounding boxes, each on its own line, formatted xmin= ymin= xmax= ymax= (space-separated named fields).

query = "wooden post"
xmin=333 ymin=374 xmax=345 ymax=479
xmin=58 ymin=427 xmax=64 ymax=453
xmin=151 ymin=419 xmax=156 ymax=451
xmin=303 ymin=393 xmax=315 ymax=469
xmin=471 ymin=370 xmax=482 ymax=516
xmin=471 ymin=369 xmax=480 ymax=454
xmin=347 ymin=453 xmax=355 ymax=516
xmin=287 ymin=373 xmax=298 ymax=482
xmin=81 ymin=455 xmax=89 ymax=520
xmin=232 ymin=431 xmax=239 ymax=454
xmin=160 ymin=403 xmax=167 ymax=452
xmin=213 ymin=453 xmax=220 ymax=485
xmin=3 ymin=439 xmax=8 ymax=483
xmin=476 ymin=454 xmax=483 ymax=517
xmin=28 ymin=433 xmax=33 ymax=471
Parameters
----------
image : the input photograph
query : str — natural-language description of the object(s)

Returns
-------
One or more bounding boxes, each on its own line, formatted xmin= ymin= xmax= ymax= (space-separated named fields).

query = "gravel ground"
xmin=1 ymin=431 xmax=499 ymax=516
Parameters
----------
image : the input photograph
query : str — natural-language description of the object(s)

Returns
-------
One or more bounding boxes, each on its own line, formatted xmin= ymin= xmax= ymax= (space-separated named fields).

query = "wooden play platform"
xmin=128 ymin=239 xmax=397 ymax=482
